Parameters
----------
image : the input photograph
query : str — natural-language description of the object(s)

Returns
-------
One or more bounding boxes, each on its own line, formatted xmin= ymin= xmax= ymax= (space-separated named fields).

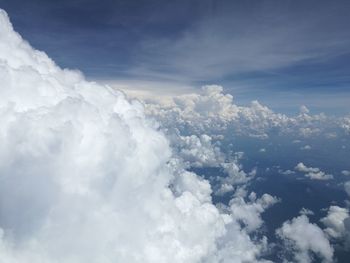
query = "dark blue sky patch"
xmin=1 ymin=0 xmax=350 ymax=113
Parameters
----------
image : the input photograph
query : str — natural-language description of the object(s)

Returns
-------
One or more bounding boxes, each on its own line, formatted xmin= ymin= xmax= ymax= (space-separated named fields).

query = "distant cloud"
xmin=300 ymin=145 xmax=312 ymax=150
xmin=300 ymin=208 xmax=315 ymax=216
xmin=300 ymin=105 xmax=310 ymax=115
xmin=345 ymin=181 xmax=350 ymax=197
xmin=342 ymin=170 xmax=350 ymax=176
xmin=133 ymin=85 xmax=347 ymax=140
xmin=279 ymin=169 xmax=296 ymax=175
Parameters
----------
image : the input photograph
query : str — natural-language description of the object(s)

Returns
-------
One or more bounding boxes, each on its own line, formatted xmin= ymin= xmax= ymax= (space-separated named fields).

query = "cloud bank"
xmin=0 ymin=9 xmax=282 ymax=263
xmin=134 ymin=85 xmax=349 ymax=140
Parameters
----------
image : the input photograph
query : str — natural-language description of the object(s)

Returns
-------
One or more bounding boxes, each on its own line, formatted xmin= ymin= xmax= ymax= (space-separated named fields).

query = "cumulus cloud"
xmin=0 ymin=9 xmax=281 ymax=263
xmin=299 ymin=105 xmax=310 ymax=115
xmin=165 ymin=131 xmax=255 ymax=197
xmin=344 ymin=181 xmax=350 ymax=197
xmin=205 ymin=190 xmax=279 ymax=262
xmin=229 ymin=192 xmax=279 ymax=233
xmin=342 ymin=170 xmax=350 ymax=176
xmin=276 ymin=215 xmax=334 ymax=263
xmin=169 ymin=133 xmax=224 ymax=168
xmin=300 ymin=145 xmax=311 ymax=151
xmin=295 ymin=162 xmax=333 ymax=180
xmin=126 ymin=82 xmax=348 ymax=142
xmin=321 ymin=206 xmax=350 ymax=240
xmin=299 ymin=208 xmax=314 ymax=216
xmin=340 ymin=116 xmax=350 ymax=135
xmin=219 ymin=163 xmax=255 ymax=188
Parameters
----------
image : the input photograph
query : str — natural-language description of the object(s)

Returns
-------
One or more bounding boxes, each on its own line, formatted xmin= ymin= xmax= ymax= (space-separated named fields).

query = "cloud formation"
xmin=0 ymin=9 xmax=282 ymax=263
xmin=276 ymin=215 xmax=334 ymax=263
xmin=130 ymin=85 xmax=349 ymax=141
xmin=295 ymin=162 xmax=333 ymax=180
xmin=321 ymin=206 xmax=350 ymax=240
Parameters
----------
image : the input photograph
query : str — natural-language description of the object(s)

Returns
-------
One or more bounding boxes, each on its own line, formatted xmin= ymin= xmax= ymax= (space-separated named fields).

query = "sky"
xmin=1 ymin=0 xmax=350 ymax=113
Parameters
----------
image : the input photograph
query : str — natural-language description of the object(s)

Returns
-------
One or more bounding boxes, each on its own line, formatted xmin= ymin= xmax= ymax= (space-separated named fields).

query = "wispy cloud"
xmin=127 ymin=0 xmax=350 ymax=85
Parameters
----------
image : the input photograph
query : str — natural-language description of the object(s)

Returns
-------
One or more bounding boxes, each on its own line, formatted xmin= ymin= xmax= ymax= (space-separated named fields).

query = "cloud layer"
xmin=135 ymin=85 xmax=349 ymax=141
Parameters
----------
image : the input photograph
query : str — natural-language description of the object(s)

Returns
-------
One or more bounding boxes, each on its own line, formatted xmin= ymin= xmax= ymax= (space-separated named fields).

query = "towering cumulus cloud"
xmin=0 ymin=9 xmax=274 ymax=263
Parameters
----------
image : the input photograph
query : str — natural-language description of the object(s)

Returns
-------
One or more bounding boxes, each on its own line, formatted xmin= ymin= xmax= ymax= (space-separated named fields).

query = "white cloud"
xmin=304 ymin=171 xmax=333 ymax=181
xmin=342 ymin=170 xmax=350 ymax=176
xmin=340 ymin=116 xmax=350 ymax=135
xmin=344 ymin=181 xmax=350 ymax=197
xmin=321 ymin=206 xmax=350 ymax=240
xmin=221 ymin=163 xmax=255 ymax=186
xmin=0 ymin=9 xmax=281 ymax=263
xmin=206 ymin=191 xmax=279 ymax=262
xmin=229 ymin=192 xmax=279 ymax=233
xmin=279 ymin=169 xmax=295 ymax=175
xmin=276 ymin=215 xmax=334 ymax=263
xmin=300 ymin=145 xmax=311 ymax=150
xmin=295 ymin=163 xmax=318 ymax=173
xmin=299 ymin=105 xmax=310 ymax=115
xmin=295 ymin=163 xmax=333 ymax=180
xmin=129 ymin=1 xmax=350 ymax=86
xmin=133 ymin=82 xmax=347 ymax=142
xmin=299 ymin=208 xmax=314 ymax=216
xmin=140 ymin=84 xmax=279 ymax=138
xmin=170 ymin=133 xmax=224 ymax=168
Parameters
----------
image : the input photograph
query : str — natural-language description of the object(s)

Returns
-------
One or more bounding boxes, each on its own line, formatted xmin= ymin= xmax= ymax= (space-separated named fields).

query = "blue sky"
xmin=1 ymin=0 xmax=350 ymax=114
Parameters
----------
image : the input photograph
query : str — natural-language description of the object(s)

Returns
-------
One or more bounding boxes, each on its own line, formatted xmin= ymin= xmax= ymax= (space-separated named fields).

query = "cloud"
xmin=206 ymin=191 xmax=279 ymax=262
xmin=0 ymin=9 xmax=281 ymax=263
xmin=129 ymin=0 xmax=350 ymax=85
xmin=300 ymin=145 xmax=311 ymax=151
xmin=342 ymin=170 xmax=350 ymax=176
xmin=276 ymin=215 xmax=334 ymax=263
xmin=165 ymin=131 xmax=256 ymax=197
xmin=344 ymin=181 xmax=350 ymax=197
xmin=299 ymin=208 xmax=314 ymax=216
xmin=279 ymin=169 xmax=295 ymax=175
xmin=295 ymin=162 xmax=333 ymax=180
xmin=169 ymin=133 xmax=224 ymax=168
xmin=340 ymin=116 xmax=350 ymax=135
xmin=229 ymin=192 xmax=279 ymax=233
xmin=295 ymin=163 xmax=319 ymax=173
xmin=128 ymin=84 xmax=348 ymax=141
xmin=299 ymin=106 xmax=310 ymax=115
xmin=321 ymin=206 xmax=350 ymax=240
